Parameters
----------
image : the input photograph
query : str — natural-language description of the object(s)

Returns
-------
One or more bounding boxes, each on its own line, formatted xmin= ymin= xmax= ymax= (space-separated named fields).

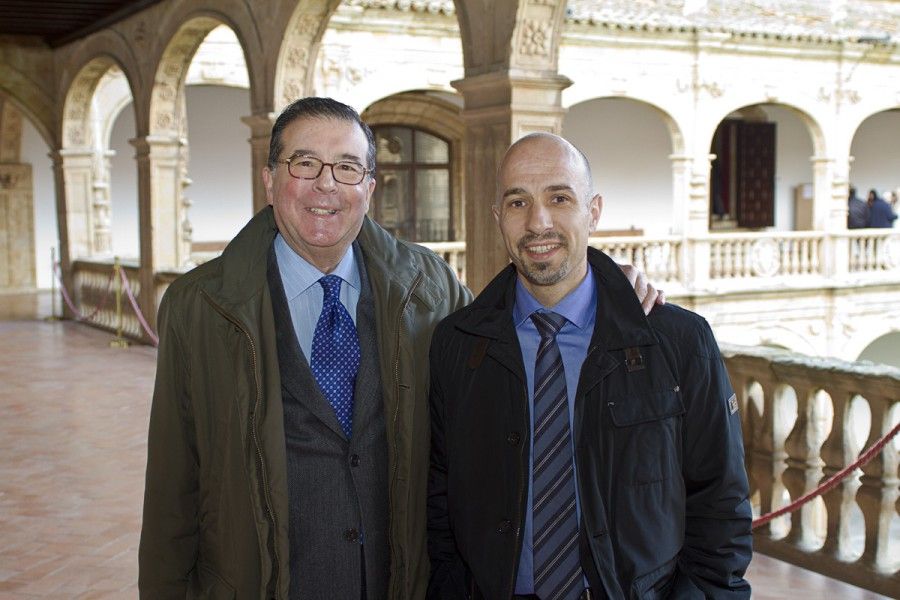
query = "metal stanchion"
xmin=45 ymin=247 xmax=61 ymax=322
xmin=109 ymin=256 xmax=130 ymax=348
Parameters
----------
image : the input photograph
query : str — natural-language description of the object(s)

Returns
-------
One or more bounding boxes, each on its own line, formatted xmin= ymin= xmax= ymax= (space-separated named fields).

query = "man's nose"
xmin=525 ymin=203 xmax=553 ymax=233
xmin=313 ymin=164 xmax=338 ymax=191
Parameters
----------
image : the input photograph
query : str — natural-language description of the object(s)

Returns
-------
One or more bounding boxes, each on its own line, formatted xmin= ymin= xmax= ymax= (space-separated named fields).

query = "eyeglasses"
xmin=279 ymin=155 xmax=371 ymax=185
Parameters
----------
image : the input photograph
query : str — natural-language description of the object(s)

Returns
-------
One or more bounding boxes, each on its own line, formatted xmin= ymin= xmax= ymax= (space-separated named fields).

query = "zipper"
xmin=203 ymin=292 xmax=281 ymax=595
xmin=388 ymin=271 xmax=423 ymax=596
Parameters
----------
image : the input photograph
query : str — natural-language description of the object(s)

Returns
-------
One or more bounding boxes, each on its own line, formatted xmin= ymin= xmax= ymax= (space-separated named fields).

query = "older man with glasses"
xmin=139 ymin=97 xmax=663 ymax=600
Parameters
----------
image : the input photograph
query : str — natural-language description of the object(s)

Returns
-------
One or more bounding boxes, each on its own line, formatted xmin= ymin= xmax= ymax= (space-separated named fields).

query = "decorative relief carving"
xmin=676 ymin=77 xmax=723 ymax=98
xmin=519 ymin=19 xmax=552 ymax=56
xmin=750 ymin=238 xmax=780 ymax=277
xmin=282 ymin=78 xmax=304 ymax=105
xmin=295 ymin=15 xmax=321 ymax=36
xmin=528 ymin=0 xmax=557 ymax=5
xmin=285 ymin=47 xmax=309 ymax=69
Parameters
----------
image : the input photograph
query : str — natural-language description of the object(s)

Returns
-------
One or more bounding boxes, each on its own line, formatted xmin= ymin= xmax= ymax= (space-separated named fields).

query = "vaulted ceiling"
xmin=0 ymin=0 xmax=164 ymax=46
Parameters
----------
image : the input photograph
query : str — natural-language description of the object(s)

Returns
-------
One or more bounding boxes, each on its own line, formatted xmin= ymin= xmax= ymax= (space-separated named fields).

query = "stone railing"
xmin=421 ymin=240 xmax=466 ymax=282
xmin=721 ymin=344 xmax=900 ymax=596
xmin=846 ymin=229 xmax=900 ymax=273
xmin=706 ymin=231 xmax=824 ymax=279
xmin=589 ymin=235 xmax=682 ymax=283
xmin=71 ymin=259 xmax=143 ymax=339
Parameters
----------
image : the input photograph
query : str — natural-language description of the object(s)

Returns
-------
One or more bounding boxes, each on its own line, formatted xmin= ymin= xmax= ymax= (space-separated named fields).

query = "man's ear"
xmin=262 ymin=167 xmax=275 ymax=206
xmin=491 ymin=202 xmax=501 ymax=224
xmin=590 ymin=194 xmax=603 ymax=229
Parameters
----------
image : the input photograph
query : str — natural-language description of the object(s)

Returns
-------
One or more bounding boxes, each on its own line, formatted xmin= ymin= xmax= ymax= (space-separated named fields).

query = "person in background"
xmin=847 ymin=185 xmax=868 ymax=229
xmin=866 ymin=188 xmax=897 ymax=228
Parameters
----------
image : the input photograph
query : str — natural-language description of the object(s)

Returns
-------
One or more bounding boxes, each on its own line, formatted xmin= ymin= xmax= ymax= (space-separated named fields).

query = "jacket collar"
xmin=204 ymin=207 xmax=443 ymax=316
xmin=456 ymin=247 xmax=658 ymax=351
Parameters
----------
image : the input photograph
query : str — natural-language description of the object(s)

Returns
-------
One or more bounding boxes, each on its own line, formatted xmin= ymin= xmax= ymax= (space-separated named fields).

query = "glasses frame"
xmin=279 ymin=155 xmax=372 ymax=186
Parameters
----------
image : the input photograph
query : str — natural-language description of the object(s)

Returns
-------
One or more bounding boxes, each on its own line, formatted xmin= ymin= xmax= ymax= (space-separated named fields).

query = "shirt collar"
xmin=274 ymin=233 xmax=360 ymax=300
xmin=513 ymin=267 xmax=596 ymax=329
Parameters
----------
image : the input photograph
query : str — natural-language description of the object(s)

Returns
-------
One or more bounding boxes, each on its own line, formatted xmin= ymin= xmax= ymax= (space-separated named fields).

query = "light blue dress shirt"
xmin=273 ymin=233 xmax=360 ymax=359
xmin=512 ymin=268 xmax=597 ymax=595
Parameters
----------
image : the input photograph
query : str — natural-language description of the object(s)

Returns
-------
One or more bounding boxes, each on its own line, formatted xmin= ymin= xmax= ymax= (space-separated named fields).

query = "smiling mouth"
xmin=308 ymin=207 xmax=338 ymax=216
xmin=526 ymin=243 xmax=560 ymax=254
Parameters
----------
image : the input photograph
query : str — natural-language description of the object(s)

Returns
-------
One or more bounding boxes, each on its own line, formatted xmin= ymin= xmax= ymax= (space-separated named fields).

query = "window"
xmin=371 ymin=126 xmax=452 ymax=242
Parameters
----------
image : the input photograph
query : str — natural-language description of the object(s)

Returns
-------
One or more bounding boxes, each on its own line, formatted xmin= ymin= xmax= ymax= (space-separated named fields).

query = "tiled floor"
xmin=0 ymin=296 xmax=893 ymax=599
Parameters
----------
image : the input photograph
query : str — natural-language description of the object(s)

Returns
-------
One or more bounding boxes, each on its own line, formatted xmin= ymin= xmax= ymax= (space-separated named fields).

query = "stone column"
xmin=241 ymin=112 xmax=275 ymax=214
xmin=58 ymin=148 xmax=96 ymax=260
xmin=682 ymin=154 xmax=714 ymax=291
xmin=821 ymin=154 xmax=849 ymax=280
xmin=452 ymin=72 xmax=571 ymax=293
xmin=91 ymin=149 xmax=114 ymax=256
xmin=0 ymin=163 xmax=35 ymax=289
xmin=133 ymin=134 xmax=188 ymax=333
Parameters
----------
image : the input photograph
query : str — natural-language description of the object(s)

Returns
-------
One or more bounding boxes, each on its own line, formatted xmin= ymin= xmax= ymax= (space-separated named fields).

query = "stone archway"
xmin=60 ymin=57 xmax=134 ymax=262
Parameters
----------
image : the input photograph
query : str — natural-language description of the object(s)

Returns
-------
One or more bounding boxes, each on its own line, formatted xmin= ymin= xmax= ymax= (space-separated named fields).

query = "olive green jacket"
xmin=139 ymin=207 xmax=472 ymax=599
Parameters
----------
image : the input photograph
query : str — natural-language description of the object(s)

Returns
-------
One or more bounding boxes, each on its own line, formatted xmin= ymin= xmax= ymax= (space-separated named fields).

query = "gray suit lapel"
xmin=267 ymin=245 xmax=347 ymax=440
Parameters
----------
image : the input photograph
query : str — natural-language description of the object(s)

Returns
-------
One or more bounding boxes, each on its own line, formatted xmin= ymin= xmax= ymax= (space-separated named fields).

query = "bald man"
xmin=426 ymin=133 xmax=752 ymax=600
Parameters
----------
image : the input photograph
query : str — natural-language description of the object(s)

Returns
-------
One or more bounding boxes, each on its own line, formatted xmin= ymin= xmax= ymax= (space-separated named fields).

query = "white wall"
xmin=108 ymin=103 xmax=139 ymax=259
xmin=107 ymin=85 xmax=253 ymax=260
xmin=184 ymin=85 xmax=252 ymax=242
xmin=850 ymin=110 xmax=900 ymax=201
xmin=763 ymin=105 xmax=815 ymax=231
xmin=19 ymin=118 xmax=56 ymax=289
xmin=562 ymin=98 xmax=674 ymax=236
xmin=858 ymin=332 xmax=900 ymax=368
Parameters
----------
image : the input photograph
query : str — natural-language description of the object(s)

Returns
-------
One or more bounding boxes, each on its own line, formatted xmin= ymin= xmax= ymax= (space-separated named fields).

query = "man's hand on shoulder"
xmin=619 ymin=263 xmax=666 ymax=315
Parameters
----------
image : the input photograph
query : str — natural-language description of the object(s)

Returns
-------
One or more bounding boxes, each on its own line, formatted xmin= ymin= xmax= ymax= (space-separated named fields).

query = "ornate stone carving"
xmin=750 ymin=238 xmax=781 ymax=277
xmin=519 ymin=19 xmax=552 ymax=56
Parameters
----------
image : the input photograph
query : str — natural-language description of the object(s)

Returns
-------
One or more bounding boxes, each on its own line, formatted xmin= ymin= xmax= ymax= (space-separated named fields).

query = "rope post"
xmin=45 ymin=246 xmax=61 ymax=322
xmin=109 ymin=256 xmax=130 ymax=348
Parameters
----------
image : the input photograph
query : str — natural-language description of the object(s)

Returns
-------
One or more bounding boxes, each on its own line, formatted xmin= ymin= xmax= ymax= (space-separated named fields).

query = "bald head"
xmin=496 ymin=133 xmax=594 ymax=204
xmin=491 ymin=131 xmax=603 ymax=306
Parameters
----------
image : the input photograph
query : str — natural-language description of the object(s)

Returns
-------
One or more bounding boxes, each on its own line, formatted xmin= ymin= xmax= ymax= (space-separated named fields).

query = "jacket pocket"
xmin=607 ymin=388 xmax=684 ymax=486
xmin=629 ymin=556 xmax=677 ymax=599
xmin=189 ymin=564 xmax=236 ymax=600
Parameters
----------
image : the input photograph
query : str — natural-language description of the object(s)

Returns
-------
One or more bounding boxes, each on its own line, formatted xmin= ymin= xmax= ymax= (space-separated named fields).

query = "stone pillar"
xmin=58 ymin=148 xmax=96 ymax=260
xmin=0 ymin=163 xmax=35 ymax=289
xmin=821 ymin=154 xmax=850 ymax=279
xmin=91 ymin=149 xmax=114 ymax=256
xmin=452 ymin=72 xmax=571 ymax=293
xmin=682 ymin=154 xmax=714 ymax=291
xmin=241 ymin=112 xmax=275 ymax=214
xmin=133 ymin=134 xmax=188 ymax=332
xmin=0 ymin=99 xmax=36 ymax=290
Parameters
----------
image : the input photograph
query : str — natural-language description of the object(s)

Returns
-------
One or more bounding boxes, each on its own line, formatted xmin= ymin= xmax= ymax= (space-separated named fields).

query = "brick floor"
xmin=0 ymin=309 xmax=891 ymax=599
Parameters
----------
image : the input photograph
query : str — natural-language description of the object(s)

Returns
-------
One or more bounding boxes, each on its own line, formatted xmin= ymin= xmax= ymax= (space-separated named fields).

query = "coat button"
xmin=498 ymin=519 xmax=512 ymax=533
xmin=344 ymin=528 xmax=360 ymax=542
xmin=506 ymin=432 xmax=521 ymax=445
xmin=349 ymin=454 xmax=360 ymax=467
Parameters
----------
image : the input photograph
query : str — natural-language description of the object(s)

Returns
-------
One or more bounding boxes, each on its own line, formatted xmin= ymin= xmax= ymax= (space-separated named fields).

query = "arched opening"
xmin=148 ymin=19 xmax=252 ymax=270
xmin=61 ymin=59 xmax=136 ymax=263
xmin=709 ymin=103 xmax=818 ymax=232
xmin=1 ymin=95 xmax=58 ymax=317
xmin=849 ymin=108 xmax=900 ymax=226
xmin=562 ymin=97 xmax=682 ymax=236
xmin=857 ymin=331 xmax=900 ymax=368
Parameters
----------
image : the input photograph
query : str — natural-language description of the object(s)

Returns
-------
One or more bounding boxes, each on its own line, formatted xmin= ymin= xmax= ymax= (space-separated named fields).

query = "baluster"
xmin=811 ymin=238 xmax=821 ymax=274
xmin=856 ymin=400 xmax=899 ymax=573
xmin=801 ymin=239 xmax=811 ymax=275
xmin=790 ymin=239 xmax=800 ymax=276
xmin=818 ymin=390 xmax=853 ymax=559
xmin=781 ymin=385 xmax=824 ymax=549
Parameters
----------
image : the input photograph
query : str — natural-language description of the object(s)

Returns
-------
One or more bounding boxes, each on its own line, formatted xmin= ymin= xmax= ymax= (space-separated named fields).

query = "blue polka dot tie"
xmin=310 ymin=275 xmax=360 ymax=439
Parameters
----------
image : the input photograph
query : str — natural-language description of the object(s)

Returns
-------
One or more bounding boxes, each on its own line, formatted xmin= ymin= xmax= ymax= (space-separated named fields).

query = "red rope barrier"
xmin=118 ymin=268 xmax=159 ymax=347
xmin=52 ymin=262 xmax=115 ymax=323
xmin=752 ymin=419 xmax=900 ymax=529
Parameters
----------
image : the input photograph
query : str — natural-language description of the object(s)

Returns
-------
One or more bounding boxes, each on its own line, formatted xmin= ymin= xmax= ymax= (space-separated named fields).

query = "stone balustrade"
xmin=420 ymin=240 xmax=466 ymax=282
xmin=721 ymin=343 xmax=900 ymax=597
xmin=589 ymin=235 xmax=682 ymax=283
xmin=71 ymin=259 xmax=143 ymax=339
xmin=706 ymin=231 xmax=824 ymax=279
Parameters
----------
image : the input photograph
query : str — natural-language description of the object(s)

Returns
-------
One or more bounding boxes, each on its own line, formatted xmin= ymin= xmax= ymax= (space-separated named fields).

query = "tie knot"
xmin=531 ymin=311 xmax=566 ymax=339
xmin=319 ymin=275 xmax=343 ymax=301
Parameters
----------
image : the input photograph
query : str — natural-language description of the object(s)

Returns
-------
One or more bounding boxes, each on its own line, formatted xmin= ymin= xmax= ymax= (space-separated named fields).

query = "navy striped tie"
xmin=530 ymin=311 xmax=584 ymax=600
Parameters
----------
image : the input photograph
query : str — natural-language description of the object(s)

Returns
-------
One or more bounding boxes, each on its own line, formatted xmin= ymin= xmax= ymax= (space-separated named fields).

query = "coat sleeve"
xmin=673 ymin=318 xmax=752 ymax=599
xmin=138 ymin=290 xmax=200 ymax=598
xmin=426 ymin=324 xmax=469 ymax=599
